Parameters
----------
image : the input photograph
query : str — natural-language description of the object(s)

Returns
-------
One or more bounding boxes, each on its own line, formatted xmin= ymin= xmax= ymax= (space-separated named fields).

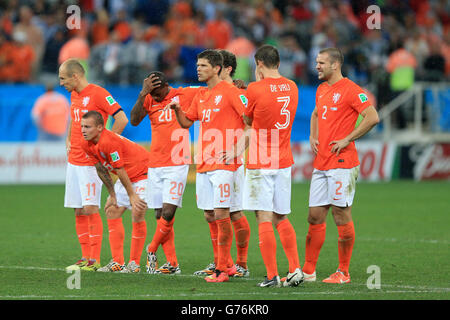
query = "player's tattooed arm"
xmin=95 ymin=162 xmax=118 ymax=210
xmin=94 ymin=162 xmax=115 ymax=196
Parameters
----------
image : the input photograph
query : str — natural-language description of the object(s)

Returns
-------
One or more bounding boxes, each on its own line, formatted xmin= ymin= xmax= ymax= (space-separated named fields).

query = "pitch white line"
xmin=1 ymin=265 xmax=448 ymax=294
xmin=358 ymin=237 xmax=450 ymax=245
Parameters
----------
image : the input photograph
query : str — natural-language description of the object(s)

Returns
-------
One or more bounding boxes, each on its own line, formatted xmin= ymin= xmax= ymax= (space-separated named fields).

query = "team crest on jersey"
xmin=332 ymin=93 xmax=341 ymax=104
xmin=214 ymin=95 xmax=222 ymax=105
xmin=82 ymin=96 xmax=90 ymax=106
xmin=171 ymin=96 xmax=180 ymax=103
xmin=110 ymin=151 xmax=120 ymax=162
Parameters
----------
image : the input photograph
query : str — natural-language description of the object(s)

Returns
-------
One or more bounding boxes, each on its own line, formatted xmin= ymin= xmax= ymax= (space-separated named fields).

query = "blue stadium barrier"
xmin=0 ymin=83 xmax=316 ymax=142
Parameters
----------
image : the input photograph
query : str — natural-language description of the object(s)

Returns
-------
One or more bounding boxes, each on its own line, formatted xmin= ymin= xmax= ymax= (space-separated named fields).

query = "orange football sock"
xmin=258 ymin=221 xmax=278 ymax=279
xmin=161 ymin=226 xmax=178 ymax=266
xmin=303 ymin=223 xmax=326 ymax=274
xmin=232 ymin=215 xmax=250 ymax=268
xmin=107 ymin=218 xmax=125 ymax=265
xmin=276 ymin=219 xmax=300 ymax=273
xmin=147 ymin=218 xmax=171 ymax=253
xmin=208 ymin=220 xmax=219 ymax=265
xmin=337 ymin=221 xmax=355 ymax=276
xmin=75 ymin=215 xmax=90 ymax=259
xmin=216 ymin=217 xmax=233 ymax=272
xmin=88 ymin=213 xmax=103 ymax=262
xmin=129 ymin=221 xmax=147 ymax=265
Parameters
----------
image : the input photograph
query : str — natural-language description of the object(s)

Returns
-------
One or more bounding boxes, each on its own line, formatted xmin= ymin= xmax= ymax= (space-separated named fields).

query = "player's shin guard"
xmin=88 ymin=213 xmax=103 ymax=262
xmin=303 ymin=223 xmax=326 ymax=274
xmin=337 ymin=221 xmax=355 ymax=276
xmin=258 ymin=221 xmax=278 ymax=279
xmin=232 ymin=215 xmax=250 ymax=268
xmin=276 ymin=219 xmax=300 ymax=273
xmin=216 ymin=217 xmax=233 ymax=272
xmin=161 ymin=227 xmax=178 ymax=266
xmin=147 ymin=218 xmax=171 ymax=253
xmin=208 ymin=220 xmax=219 ymax=265
xmin=75 ymin=215 xmax=90 ymax=259
xmin=130 ymin=221 xmax=147 ymax=264
xmin=107 ymin=217 xmax=125 ymax=265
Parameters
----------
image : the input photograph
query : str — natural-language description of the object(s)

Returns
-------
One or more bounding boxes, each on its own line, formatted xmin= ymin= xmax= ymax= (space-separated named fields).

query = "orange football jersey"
xmin=314 ymin=78 xmax=372 ymax=170
xmin=143 ymin=86 xmax=199 ymax=167
xmin=185 ymin=81 xmax=247 ymax=173
xmin=82 ymin=129 xmax=150 ymax=183
xmin=244 ymin=77 xmax=298 ymax=169
xmin=69 ymin=84 xmax=122 ymax=165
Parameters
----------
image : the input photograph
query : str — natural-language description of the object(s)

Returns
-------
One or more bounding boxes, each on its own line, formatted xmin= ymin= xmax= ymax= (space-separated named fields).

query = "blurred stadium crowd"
xmin=0 ymin=0 xmax=449 ymax=105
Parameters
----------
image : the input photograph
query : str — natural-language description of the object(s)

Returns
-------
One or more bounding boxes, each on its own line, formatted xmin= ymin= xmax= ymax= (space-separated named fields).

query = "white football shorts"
xmin=243 ymin=166 xmax=292 ymax=214
xmin=196 ymin=169 xmax=235 ymax=210
xmin=64 ymin=163 xmax=103 ymax=208
xmin=308 ymin=166 xmax=360 ymax=208
xmin=115 ymin=178 xmax=147 ymax=210
xmin=146 ymin=164 xmax=189 ymax=209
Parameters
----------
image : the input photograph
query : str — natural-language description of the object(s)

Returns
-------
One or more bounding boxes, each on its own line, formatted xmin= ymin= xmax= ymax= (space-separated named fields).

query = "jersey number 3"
xmin=275 ymin=96 xmax=290 ymax=129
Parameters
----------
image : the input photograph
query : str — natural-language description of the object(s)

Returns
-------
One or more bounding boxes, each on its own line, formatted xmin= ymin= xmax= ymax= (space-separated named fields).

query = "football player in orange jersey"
xmin=168 ymin=50 xmax=248 ymax=283
xmin=236 ymin=45 xmax=304 ymax=287
xmin=305 ymin=47 xmax=379 ymax=284
xmin=81 ymin=111 xmax=149 ymax=273
xmin=192 ymin=50 xmax=251 ymax=279
xmin=60 ymin=59 xmax=128 ymax=272
xmin=130 ymin=72 xmax=198 ymax=274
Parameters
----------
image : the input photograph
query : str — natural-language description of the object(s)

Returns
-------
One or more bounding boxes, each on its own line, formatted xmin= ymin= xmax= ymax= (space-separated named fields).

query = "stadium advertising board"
xmin=413 ymin=143 xmax=450 ymax=180
xmin=0 ymin=143 xmax=66 ymax=184
xmin=292 ymin=141 xmax=397 ymax=182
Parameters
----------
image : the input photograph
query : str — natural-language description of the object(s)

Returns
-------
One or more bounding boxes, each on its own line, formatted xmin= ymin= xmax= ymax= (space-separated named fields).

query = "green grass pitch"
xmin=0 ymin=181 xmax=449 ymax=300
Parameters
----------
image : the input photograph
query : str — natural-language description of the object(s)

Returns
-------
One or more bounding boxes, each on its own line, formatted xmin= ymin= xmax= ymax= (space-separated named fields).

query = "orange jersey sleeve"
xmin=85 ymin=129 xmax=149 ymax=182
xmin=69 ymin=84 xmax=122 ymax=166
xmin=143 ymin=86 xmax=200 ymax=167
xmin=313 ymin=78 xmax=372 ymax=170
xmin=245 ymin=77 xmax=298 ymax=169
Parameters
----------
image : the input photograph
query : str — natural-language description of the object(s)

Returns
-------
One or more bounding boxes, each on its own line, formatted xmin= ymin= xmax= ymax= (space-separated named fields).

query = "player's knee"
xmin=154 ymin=209 xmax=162 ymax=220
xmin=230 ymin=210 xmax=243 ymax=221
xmin=132 ymin=210 xmax=146 ymax=222
xmin=82 ymin=205 xmax=99 ymax=215
xmin=204 ymin=210 xmax=215 ymax=223
xmin=273 ymin=212 xmax=287 ymax=226
xmin=161 ymin=209 xmax=175 ymax=222
xmin=307 ymin=214 xmax=325 ymax=225
xmin=106 ymin=207 xmax=122 ymax=219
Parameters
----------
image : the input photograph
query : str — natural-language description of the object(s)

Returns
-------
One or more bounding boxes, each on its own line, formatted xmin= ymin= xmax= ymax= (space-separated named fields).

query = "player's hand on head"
xmin=142 ymin=74 xmax=162 ymax=94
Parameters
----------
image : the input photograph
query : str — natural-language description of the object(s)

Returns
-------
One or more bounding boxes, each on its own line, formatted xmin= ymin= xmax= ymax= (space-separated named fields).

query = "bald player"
xmin=60 ymin=59 xmax=128 ymax=271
